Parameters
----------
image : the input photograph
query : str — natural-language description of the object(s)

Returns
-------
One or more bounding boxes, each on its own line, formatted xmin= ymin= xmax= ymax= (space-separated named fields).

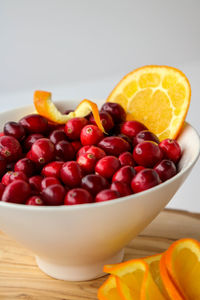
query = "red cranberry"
xmin=2 ymin=171 xmax=28 ymax=185
xmin=98 ymin=136 xmax=130 ymax=157
xmin=23 ymin=133 xmax=44 ymax=151
xmin=0 ymin=155 xmax=6 ymax=176
xmin=76 ymin=145 xmax=91 ymax=158
xmin=0 ymin=183 xmax=5 ymax=200
xmin=101 ymin=102 xmax=126 ymax=124
xmin=47 ymin=121 xmax=60 ymax=134
xmin=0 ymin=136 xmax=22 ymax=162
xmin=86 ymin=146 xmax=106 ymax=160
xmin=2 ymin=179 xmax=31 ymax=204
xmin=41 ymin=176 xmax=61 ymax=190
xmin=89 ymin=111 xmax=114 ymax=132
xmin=112 ymin=166 xmax=136 ymax=185
xmin=60 ymin=161 xmax=82 ymax=188
xmin=131 ymin=169 xmax=161 ymax=193
xmin=117 ymin=134 xmax=132 ymax=147
xmin=119 ymin=152 xmax=135 ymax=167
xmin=42 ymin=161 xmax=64 ymax=178
xmin=55 ymin=140 xmax=74 ymax=161
xmin=154 ymin=159 xmax=177 ymax=182
xmin=4 ymin=121 xmax=26 ymax=141
xmin=110 ymin=182 xmax=132 ymax=197
xmin=29 ymin=175 xmax=43 ymax=192
xmin=159 ymin=139 xmax=181 ymax=164
xmin=71 ymin=141 xmax=82 ymax=153
xmin=133 ymin=130 xmax=160 ymax=146
xmin=42 ymin=184 xmax=65 ymax=205
xmin=77 ymin=153 xmax=97 ymax=174
xmin=49 ymin=130 xmax=68 ymax=144
xmin=80 ymin=125 xmax=103 ymax=146
xmin=121 ymin=121 xmax=148 ymax=138
xmin=133 ymin=141 xmax=163 ymax=167
xmin=95 ymin=189 xmax=120 ymax=202
xmin=65 ymin=117 xmax=88 ymax=140
xmin=19 ymin=114 xmax=48 ymax=134
xmin=31 ymin=138 xmax=55 ymax=165
xmin=134 ymin=166 xmax=145 ymax=173
xmin=26 ymin=196 xmax=44 ymax=206
xmin=64 ymin=188 xmax=93 ymax=205
xmin=81 ymin=174 xmax=109 ymax=196
xmin=14 ymin=158 xmax=36 ymax=177
xmin=95 ymin=156 xmax=120 ymax=179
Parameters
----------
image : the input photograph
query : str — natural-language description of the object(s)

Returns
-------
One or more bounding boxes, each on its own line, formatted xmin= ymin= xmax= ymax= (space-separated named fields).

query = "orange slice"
xmin=107 ymin=65 xmax=191 ymax=140
xmin=164 ymin=238 xmax=200 ymax=299
xmin=98 ymin=275 xmax=121 ymax=300
xmin=34 ymin=90 xmax=104 ymax=132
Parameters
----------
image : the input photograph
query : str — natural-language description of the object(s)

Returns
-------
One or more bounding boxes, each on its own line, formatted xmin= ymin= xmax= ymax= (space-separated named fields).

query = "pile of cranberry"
xmin=0 ymin=102 xmax=182 ymax=206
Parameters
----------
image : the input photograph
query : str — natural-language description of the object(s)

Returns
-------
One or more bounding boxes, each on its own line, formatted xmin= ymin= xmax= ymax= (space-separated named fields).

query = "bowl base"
xmin=35 ymin=249 xmax=124 ymax=281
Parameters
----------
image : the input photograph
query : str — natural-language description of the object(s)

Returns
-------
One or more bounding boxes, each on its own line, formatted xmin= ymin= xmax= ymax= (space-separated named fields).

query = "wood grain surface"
xmin=0 ymin=209 xmax=199 ymax=300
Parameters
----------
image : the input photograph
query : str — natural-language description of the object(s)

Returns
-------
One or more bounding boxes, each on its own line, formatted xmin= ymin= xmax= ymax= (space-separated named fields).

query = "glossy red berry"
xmin=80 ymin=125 xmax=103 ymax=146
xmin=131 ymin=169 xmax=161 ymax=193
xmin=76 ymin=145 xmax=91 ymax=158
xmin=159 ymin=139 xmax=181 ymax=163
xmin=26 ymin=196 xmax=44 ymax=206
xmin=89 ymin=111 xmax=114 ymax=132
xmin=81 ymin=174 xmax=109 ymax=196
xmin=0 ymin=135 xmax=22 ymax=162
xmin=14 ymin=158 xmax=36 ymax=177
xmin=117 ymin=134 xmax=132 ymax=147
xmin=31 ymin=138 xmax=55 ymax=165
xmin=65 ymin=117 xmax=88 ymax=140
xmin=0 ymin=155 xmax=7 ymax=176
xmin=2 ymin=171 xmax=28 ymax=185
xmin=119 ymin=152 xmax=135 ymax=167
xmin=29 ymin=175 xmax=43 ymax=192
xmin=110 ymin=181 xmax=132 ymax=197
xmin=2 ymin=179 xmax=31 ymax=204
xmin=60 ymin=161 xmax=83 ymax=188
xmin=98 ymin=136 xmax=130 ymax=157
xmin=19 ymin=114 xmax=48 ymax=134
xmin=101 ymin=102 xmax=126 ymax=124
xmin=42 ymin=184 xmax=65 ymax=206
xmin=4 ymin=121 xmax=26 ymax=141
xmin=23 ymin=133 xmax=44 ymax=151
xmin=55 ymin=140 xmax=74 ymax=161
xmin=95 ymin=156 xmax=120 ymax=179
xmin=41 ymin=176 xmax=61 ymax=190
xmin=0 ymin=183 xmax=5 ymax=200
xmin=86 ymin=146 xmax=106 ymax=160
xmin=64 ymin=188 xmax=93 ymax=205
xmin=49 ymin=130 xmax=68 ymax=144
xmin=133 ymin=130 xmax=160 ymax=146
xmin=95 ymin=189 xmax=120 ymax=202
xmin=71 ymin=141 xmax=82 ymax=153
xmin=121 ymin=121 xmax=148 ymax=138
xmin=77 ymin=153 xmax=97 ymax=174
xmin=112 ymin=165 xmax=136 ymax=185
xmin=42 ymin=161 xmax=64 ymax=178
xmin=133 ymin=141 xmax=163 ymax=167
xmin=134 ymin=166 xmax=145 ymax=174
xmin=154 ymin=159 xmax=177 ymax=182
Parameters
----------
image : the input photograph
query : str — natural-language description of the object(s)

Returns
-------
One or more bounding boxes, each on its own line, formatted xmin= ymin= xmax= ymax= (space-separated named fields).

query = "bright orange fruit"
xmin=107 ymin=66 xmax=191 ymax=140
xmin=98 ymin=275 xmax=121 ymax=300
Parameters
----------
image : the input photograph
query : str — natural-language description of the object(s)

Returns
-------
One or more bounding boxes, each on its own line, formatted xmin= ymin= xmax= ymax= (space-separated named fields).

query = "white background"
xmin=0 ymin=0 xmax=200 ymax=212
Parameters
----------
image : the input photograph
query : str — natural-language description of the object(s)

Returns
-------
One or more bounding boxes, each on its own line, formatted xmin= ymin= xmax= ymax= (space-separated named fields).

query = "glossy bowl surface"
xmin=0 ymin=100 xmax=199 ymax=281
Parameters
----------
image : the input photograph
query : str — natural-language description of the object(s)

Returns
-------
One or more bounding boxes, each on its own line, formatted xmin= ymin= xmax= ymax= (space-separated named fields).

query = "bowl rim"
xmin=0 ymin=103 xmax=199 ymax=212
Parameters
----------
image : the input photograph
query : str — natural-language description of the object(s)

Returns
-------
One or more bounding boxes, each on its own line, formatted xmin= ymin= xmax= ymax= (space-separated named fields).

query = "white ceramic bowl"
xmin=0 ymin=100 xmax=199 ymax=281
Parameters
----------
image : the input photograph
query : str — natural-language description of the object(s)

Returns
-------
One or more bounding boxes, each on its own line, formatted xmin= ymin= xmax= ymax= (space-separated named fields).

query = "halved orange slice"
xmin=164 ymin=238 xmax=200 ymax=299
xmin=107 ymin=66 xmax=191 ymax=140
xmin=34 ymin=90 xmax=104 ymax=132
xmin=98 ymin=275 xmax=121 ymax=300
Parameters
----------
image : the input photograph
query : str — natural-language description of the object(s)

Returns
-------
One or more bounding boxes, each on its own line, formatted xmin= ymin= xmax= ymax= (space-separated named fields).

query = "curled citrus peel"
xmin=33 ymin=90 xmax=105 ymax=132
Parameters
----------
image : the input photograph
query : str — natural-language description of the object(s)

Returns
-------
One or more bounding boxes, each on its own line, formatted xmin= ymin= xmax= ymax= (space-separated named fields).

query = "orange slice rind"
xmin=107 ymin=65 xmax=191 ymax=140
xmin=34 ymin=91 xmax=105 ymax=132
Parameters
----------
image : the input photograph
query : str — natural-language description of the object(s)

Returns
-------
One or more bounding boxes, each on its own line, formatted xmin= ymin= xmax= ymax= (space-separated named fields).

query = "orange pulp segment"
xmin=98 ymin=275 xmax=121 ymax=300
xmin=107 ymin=65 xmax=191 ymax=140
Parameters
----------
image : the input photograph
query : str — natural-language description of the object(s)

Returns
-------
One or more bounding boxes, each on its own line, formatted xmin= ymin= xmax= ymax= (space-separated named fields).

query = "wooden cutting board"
xmin=0 ymin=209 xmax=199 ymax=300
